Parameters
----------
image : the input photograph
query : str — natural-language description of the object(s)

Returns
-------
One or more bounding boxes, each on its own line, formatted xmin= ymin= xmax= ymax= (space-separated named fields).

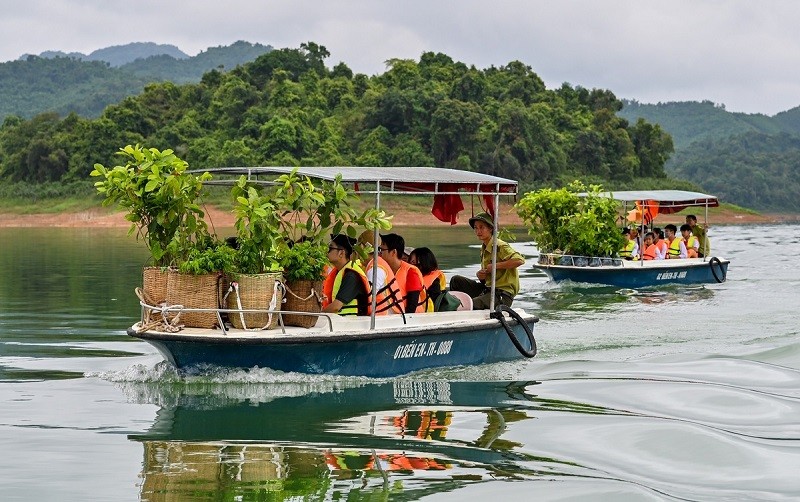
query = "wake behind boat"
xmin=532 ymin=190 xmax=730 ymax=288
xmin=127 ymin=166 xmax=538 ymax=377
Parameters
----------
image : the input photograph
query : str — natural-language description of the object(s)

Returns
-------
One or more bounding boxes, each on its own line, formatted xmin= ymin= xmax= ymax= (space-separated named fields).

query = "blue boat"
xmin=128 ymin=167 xmax=538 ymax=377
xmin=533 ymin=190 xmax=730 ymax=287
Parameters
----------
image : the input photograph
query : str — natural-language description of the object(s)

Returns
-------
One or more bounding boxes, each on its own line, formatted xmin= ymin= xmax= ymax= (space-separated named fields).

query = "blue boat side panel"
xmin=537 ymin=260 xmax=729 ymax=288
xmin=138 ymin=320 xmax=536 ymax=378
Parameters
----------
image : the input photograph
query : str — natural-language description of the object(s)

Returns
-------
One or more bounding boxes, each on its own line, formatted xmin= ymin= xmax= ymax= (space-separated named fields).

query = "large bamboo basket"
xmin=142 ymin=266 xmax=169 ymax=305
xmin=282 ymin=279 xmax=323 ymax=328
xmin=225 ymin=272 xmax=283 ymax=330
xmin=166 ymin=270 xmax=223 ymax=329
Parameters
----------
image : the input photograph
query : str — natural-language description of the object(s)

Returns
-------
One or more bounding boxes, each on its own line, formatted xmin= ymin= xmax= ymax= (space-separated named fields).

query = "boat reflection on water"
xmin=125 ymin=378 xmax=565 ymax=500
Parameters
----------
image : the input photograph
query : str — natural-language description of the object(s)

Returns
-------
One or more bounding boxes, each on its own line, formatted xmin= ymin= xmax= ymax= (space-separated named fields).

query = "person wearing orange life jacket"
xmin=357 ymin=230 xmax=395 ymax=315
xmin=680 ymin=224 xmax=700 ymax=258
xmin=379 ymin=233 xmax=424 ymax=313
xmin=322 ymin=234 xmax=370 ymax=316
xmin=409 ymin=247 xmax=445 ymax=313
xmin=664 ymin=224 xmax=688 ymax=259
xmin=651 ymin=227 xmax=667 ymax=260
xmin=641 ymin=232 xmax=658 ymax=260
xmin=620 ymin=227 xmax=639 ymax=260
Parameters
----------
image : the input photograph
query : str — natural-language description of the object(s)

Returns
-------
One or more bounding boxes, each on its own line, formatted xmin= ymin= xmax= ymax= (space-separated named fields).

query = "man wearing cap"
xmin=322 ymin=234 xmax=370 ymax=315
xmin=379 ymin=233 xmax=424 ymax=313
xmin=450 ymin=212 xmax=525 ymax=309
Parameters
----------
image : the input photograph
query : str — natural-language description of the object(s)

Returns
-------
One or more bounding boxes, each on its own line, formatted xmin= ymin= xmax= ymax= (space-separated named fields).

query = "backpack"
xmin=433 ymin=289 xmax=461 ymax=312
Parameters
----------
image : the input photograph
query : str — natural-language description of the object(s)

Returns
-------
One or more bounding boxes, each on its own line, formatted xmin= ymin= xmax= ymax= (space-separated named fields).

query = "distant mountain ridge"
xmin=618 ymin=100 xmax=800 ymax=211
xmin=618 ymin=100 xmax=800 ymax=151
xmin=2 ymin=41 xmax=273 ymax=119
xmin=23 ymin=42 xmax=190 ymax=67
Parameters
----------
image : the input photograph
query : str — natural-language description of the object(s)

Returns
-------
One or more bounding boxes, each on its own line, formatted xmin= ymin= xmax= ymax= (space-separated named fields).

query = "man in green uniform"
xmin=685 ymin=214 xmax=710 ymax=257
xmin=450 ymin=212 xmax=525 ymax=309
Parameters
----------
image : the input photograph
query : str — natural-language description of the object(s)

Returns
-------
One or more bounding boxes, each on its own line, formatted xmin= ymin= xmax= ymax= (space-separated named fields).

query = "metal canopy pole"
xmin=369 ymin=183 xmax=381 ymax=330
xmin=488 ymin=191 xmax=500 ymax=312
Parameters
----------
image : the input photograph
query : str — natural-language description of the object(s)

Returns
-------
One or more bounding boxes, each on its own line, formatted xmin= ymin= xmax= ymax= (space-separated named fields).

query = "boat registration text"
xmin=393 ymin=340 xmax=453 ymax=359
xmin=657 ymin=271 xmax=688 ymax=280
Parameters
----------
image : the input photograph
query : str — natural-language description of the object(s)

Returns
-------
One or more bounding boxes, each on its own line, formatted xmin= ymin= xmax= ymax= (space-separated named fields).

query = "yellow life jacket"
xmin=668 ymin=237 xmax=684 ymax=257
xmin=421 ymin=270 xmax=446 ymax=313
xmin=323 ymin=261 xmax=370 ymax=316
xmin=620 ymin=240 xmax=636 ymax=258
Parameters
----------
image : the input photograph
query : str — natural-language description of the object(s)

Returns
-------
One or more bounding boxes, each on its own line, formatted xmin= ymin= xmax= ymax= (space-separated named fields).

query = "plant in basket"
xmin=226 ymin=177 xmax=284 ymax=330
xmin=167 ymin=239 xmax=236 ymax=329
xmin=91 ymin=144 xmax=212 ymax=309
xmin=272 ymin=169 xmax=393 ymax=325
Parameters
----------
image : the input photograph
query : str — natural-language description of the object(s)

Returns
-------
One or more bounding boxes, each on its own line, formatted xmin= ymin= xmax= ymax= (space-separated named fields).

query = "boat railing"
xmin=538 ymin=253 xmax=623 ymax=268
xmin=137 ymin=301 xmax=335 ymax=335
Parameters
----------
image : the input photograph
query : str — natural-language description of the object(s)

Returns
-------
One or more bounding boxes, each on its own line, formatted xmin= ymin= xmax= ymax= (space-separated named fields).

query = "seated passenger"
xmin=322 ymin=234 xmax=370 ymax=315
xmin=620 ymin=228 xmax=639 ymax=260
xmin=641 ymin=232 xmax=658 ymax=260
xmin=680 ymin=224 xmax=700 ymax=258
xmin=380 ymin=233 xmax=425 ymax=313
xmin=409 ymin=247 xmax=445 ymax=313
xmin=664 ymin=224 xmax=688 ymax=259
xmin=651 ymin=227 xmax=667 ymax=260
xmin=357 ymin=230 xmax=394 ymax=315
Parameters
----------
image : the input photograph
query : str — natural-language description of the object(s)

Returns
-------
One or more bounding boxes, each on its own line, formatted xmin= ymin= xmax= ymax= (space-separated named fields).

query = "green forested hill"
xmin=32 ymin=42 xmax=189 ymax=66
xmin=618 ymin=100 xmax=791 ymax=150
xmin=670 ymin=132 xmax=800 ymax=211
xmin=0 ymin=41 xmax=272 ymax=119
xmin=618 ymin=100 xmax=800 ymax=211
xmin=0 ymin=43 xmax=675 ymax=194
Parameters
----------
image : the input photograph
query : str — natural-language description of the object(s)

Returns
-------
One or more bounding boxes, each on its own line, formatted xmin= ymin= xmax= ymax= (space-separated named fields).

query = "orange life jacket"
xmin=389 ymin=261 xmax=425 ymax=314
xmin=642 ymin=243 xmax=658 ymax=260
xmin=654 ymin=239 xmax=667 ymax=258
xmin=365 ymin=256 xmax=394 ymax=315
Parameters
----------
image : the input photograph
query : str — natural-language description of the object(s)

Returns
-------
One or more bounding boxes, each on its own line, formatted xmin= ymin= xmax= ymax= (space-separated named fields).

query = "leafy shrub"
xmin=516 ymin=181 xmax=624 ymax=257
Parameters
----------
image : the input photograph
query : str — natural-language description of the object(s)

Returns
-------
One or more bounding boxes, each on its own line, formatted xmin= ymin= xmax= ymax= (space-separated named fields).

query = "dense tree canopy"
xmin=0 ymin=43 xmax=675 ymax=193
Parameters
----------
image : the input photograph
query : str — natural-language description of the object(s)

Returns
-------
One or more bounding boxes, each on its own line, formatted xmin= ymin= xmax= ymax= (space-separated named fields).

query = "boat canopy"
xmin=198 ymin=166 xmax=517 ymax=196
xmin=581 ymin=189 xmax=719 ymax=215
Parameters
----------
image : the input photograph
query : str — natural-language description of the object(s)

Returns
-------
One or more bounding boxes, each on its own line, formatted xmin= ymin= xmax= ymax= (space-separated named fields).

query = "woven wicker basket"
xmin=225 ymin=272 xmax=283 ymax=330
xmin=142 ymin=266 xmax=169 ymax=305
xmin=166 ymin=270 xmax=222 ymax=329
xmin=282 ymin=279 xmax=323 ymax=328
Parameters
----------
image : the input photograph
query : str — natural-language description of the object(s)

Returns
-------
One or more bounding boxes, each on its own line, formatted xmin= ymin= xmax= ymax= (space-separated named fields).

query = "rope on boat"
xmin=709 ymin=256 xmax=726 ymax=283
xmin=283 ymin=284 xmax=320 ymax=302
xmin=491 ymin=304 xmax=537 ymax=358
xmin=222 ymin=280 xmax=283 ymax=330
xmin=134 ymin=287 xmax=184 ymax=333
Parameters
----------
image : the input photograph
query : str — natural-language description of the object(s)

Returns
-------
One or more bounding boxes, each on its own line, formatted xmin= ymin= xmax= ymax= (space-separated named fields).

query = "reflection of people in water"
xmin=388 ymin=410 xmax=452 ymax=440
xmin=324 ymin=450 xmax=449 ymax=472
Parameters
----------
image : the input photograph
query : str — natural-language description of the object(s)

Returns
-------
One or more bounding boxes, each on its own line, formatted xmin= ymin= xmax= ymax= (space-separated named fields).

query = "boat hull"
xmin=128 ymin=311 xmax=538 ymax=377
xmin=535 ymin=257 xmax=730 ymax=288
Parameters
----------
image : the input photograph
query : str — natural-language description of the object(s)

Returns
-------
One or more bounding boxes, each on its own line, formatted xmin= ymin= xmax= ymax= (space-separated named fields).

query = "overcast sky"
xmin=2 ymin=1 xmax=798 ymax=115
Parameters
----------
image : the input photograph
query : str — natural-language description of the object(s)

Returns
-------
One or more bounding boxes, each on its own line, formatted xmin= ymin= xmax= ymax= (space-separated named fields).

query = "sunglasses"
xmin=378 ymin=247 xmax=390 ymax=255
xmin=328 ymin=246 xmax=343 ymax=252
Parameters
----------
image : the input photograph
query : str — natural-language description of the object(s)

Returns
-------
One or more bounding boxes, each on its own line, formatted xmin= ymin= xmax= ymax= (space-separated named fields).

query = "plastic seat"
xmin=449 ymin=290 xmax=473 ymax=311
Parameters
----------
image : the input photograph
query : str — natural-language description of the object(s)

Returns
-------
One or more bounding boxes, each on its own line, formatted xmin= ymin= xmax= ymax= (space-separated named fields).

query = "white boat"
xmin=129 ymin=167 xmax=538 ymax=377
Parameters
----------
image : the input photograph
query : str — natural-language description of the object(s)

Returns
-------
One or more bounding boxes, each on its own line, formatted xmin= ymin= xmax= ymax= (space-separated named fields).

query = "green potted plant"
xmin=169 ymin=238 xmax=236 ymax=329
xmin=272 ymin=169 xmax=392 ymax=327
xmin=91 ymin=145 xmax=211 ymax=308
xmin=515 ymin=181 xmax=624 ymax=261
xmin=225 ymin=176 xmax=284 ymax=330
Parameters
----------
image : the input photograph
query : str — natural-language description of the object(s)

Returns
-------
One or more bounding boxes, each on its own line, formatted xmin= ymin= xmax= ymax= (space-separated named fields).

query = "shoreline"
xmin=0 ymin=205 xmax=798 ymax=228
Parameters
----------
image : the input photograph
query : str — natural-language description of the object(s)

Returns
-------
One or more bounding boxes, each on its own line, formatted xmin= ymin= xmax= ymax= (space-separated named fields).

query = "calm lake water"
xmin=1 ymin=223 xmax=799 ymax=501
